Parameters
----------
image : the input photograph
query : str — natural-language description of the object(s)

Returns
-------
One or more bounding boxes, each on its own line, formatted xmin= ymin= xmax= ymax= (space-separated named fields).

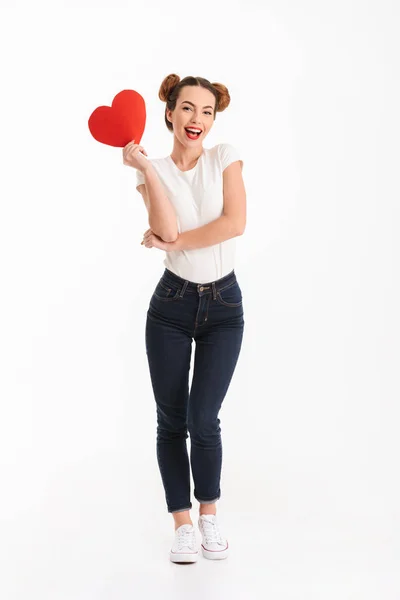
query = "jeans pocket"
xmin=153 ymin=279 xmax=181 ymax=302
xmin=216 ymin=281 xmax=243 ymax=307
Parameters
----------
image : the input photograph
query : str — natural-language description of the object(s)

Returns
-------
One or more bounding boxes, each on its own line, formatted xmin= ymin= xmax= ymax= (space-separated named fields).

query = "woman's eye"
xmin=183 ymin=107 xmax=212 ymax=116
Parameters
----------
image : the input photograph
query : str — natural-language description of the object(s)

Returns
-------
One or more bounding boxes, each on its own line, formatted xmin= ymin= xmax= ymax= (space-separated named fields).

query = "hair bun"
xmin=159 ymin=73 xmax=181 ymax=102
xmin=211 ymin=82 xmax=230 ymax=112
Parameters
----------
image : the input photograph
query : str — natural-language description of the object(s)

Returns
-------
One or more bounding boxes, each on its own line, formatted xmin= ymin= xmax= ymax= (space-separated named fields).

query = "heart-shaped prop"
xmin=88 ymin=89 xmax=146 ymax=147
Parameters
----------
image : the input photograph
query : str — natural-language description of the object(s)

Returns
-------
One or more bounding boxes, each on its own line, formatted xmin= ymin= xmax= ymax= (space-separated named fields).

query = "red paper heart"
xmin=88 ymin=89 xmax=146 ymax=147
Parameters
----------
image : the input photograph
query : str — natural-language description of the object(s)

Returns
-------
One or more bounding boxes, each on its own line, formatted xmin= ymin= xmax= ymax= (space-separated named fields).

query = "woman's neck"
xmin=170 ymin=143 xmax=204 ymax=170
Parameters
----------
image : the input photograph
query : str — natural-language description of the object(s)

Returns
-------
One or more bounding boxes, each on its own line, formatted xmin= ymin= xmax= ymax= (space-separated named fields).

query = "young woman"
xmin=123 ymin=74 xmax=246 ymax=563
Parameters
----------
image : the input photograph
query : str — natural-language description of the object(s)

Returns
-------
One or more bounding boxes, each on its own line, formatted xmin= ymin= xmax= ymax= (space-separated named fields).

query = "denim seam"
xmin=218 ymin=280 xmax=238 ymax=293
xmin=216 ymin=292 xmax=243 ymax=308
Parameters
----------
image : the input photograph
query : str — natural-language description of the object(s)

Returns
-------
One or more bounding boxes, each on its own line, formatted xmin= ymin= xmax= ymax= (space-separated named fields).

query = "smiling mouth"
xmin=184 ymin=128 xmax=202 ymax=139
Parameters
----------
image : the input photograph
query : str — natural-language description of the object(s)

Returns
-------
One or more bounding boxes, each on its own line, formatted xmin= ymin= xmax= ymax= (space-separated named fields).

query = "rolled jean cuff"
xmin=169 ymin=505 xmax=192 ymax=514
xmin=196 ymin=496 xmax=220 ymax=504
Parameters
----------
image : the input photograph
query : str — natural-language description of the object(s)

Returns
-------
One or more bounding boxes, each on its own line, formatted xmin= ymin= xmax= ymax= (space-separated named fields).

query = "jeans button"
xmin=199 ymin=286 xmax=204 ymax=291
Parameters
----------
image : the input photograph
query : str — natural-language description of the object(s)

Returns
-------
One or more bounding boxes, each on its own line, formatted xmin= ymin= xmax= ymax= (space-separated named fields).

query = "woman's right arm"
xmin=123 ymin=140 xmax=178 ymax=243
xmin=139 ymin=165 xmax=179 ymax=243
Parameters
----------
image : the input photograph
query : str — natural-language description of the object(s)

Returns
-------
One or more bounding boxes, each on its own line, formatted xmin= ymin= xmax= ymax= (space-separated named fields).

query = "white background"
xmin=1 ymin=0 xmax=399 ymax=598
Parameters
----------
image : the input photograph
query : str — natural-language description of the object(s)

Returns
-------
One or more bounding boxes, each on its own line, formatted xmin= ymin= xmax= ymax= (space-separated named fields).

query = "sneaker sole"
xmin=201 ymin=543 xmax=229 ymax=560
xmin=170 ymin=550 xmax=199 ymax=563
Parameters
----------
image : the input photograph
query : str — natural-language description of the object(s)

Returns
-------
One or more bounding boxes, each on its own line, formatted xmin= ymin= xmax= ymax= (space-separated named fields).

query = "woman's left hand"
xmin=141 ymin=229 xmax=175 ymax=252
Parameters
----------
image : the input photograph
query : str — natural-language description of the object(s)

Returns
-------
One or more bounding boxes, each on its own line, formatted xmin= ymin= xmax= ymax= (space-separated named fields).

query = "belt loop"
xmin=212 ymin=281 xmax=217 ymax=300
xmin=179 ymin=280 xmax=189 ymax=297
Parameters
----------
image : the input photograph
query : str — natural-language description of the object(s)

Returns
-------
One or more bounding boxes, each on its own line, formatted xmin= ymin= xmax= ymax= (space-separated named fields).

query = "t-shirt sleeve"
xmin=218 ymin=143 xmax=243 ymax=172
xmin=135 ymin=168 xmax=146 ymax=191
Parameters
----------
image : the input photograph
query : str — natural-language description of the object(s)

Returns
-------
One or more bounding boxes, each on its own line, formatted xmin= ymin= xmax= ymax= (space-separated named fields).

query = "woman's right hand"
xmin=122 ymin=140 xmax=149 ymax=172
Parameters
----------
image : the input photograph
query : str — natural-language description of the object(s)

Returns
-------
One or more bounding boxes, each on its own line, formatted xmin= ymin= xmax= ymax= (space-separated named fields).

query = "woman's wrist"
xmin=142 ymin=163 xmax=154 ymax=177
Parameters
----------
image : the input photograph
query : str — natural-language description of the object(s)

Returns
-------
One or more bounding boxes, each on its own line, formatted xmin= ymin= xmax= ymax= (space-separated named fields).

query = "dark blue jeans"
xmin=145 ymin=268 xmax=245 ymax=513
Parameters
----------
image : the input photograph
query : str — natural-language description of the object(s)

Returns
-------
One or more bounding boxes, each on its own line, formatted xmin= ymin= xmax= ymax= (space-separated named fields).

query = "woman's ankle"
xmin=199 ymin=502 xmax=217 ymax=516
xmin=172 ymin=510 xmax=193 ymax=530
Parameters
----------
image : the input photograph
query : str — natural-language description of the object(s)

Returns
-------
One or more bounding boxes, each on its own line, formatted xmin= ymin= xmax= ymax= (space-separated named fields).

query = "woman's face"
xmin=167 ymin=86 xmax=216 ymax=146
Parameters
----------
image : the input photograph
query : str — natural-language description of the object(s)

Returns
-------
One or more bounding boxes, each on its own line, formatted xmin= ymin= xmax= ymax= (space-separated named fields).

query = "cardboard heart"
xmin=88 ymin=89 xmax=146 ymax=147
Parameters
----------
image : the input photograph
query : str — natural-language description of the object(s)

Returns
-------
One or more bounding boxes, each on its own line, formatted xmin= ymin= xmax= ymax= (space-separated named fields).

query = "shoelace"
xmin=200 ymin=519 xmax=224 ymax=545
xmin=176 ymin=527 xmax=196 ymax=550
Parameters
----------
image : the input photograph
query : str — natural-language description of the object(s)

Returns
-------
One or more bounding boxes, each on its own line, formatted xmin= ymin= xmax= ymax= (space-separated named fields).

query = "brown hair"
xmin=158 ymin=74 xmax=231 ymax=132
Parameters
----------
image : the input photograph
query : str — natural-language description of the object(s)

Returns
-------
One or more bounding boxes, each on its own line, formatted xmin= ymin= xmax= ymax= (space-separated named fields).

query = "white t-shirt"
xmin=135 ymin=143 xmax=243 ymax=284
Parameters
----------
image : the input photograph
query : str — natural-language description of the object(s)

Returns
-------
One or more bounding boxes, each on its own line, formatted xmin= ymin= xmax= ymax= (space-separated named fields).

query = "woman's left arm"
xmin=142 ymin=161 xmax=246 ymax=251
xmin=168 ymin=161 xmax=246 ymax=251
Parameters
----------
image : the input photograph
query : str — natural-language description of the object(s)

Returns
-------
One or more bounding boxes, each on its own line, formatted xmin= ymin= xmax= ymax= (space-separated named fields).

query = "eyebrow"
xmin=181 ymin=100 xmax=214 ymax=110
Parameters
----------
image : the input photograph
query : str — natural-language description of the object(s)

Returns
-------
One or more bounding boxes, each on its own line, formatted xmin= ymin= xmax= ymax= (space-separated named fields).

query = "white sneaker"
xmin=198 ymin=514 xmax=229 ymax=560
xmin=170 ymin=524 xmax=199 ymax=563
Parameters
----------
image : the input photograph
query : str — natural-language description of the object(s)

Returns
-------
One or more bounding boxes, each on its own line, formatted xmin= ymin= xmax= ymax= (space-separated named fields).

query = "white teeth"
xmin=186 ymin=128 xmax=201 ymax=133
